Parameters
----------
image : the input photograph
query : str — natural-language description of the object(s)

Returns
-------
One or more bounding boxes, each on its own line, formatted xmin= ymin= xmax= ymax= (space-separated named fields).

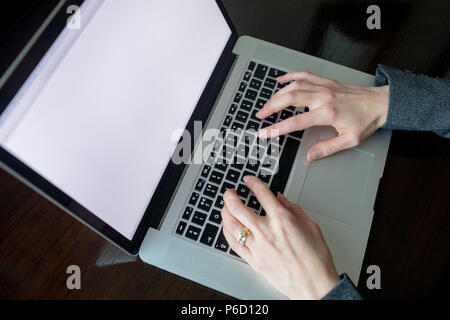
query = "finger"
xmin=307 ymin=133 xmax=357 ymax=161
xmin=272 ymin=79 xmax=322 ymax=99
xmin=223 ymin=189 xmax=259 ymax=232
xmin=222 ymin=223 xmax=258 ymax=267
xmin=243 ymin=175 xmax=284 ymax=215
xmin=221 ymin=205 xmax=255 ymax=251
xmin=258 ymin=109 xmax=324 ymax=139
xmin=256 ymin=90 xmax=316 ymax=120
xmin=277 ymin=71 xmax=335 ymax=86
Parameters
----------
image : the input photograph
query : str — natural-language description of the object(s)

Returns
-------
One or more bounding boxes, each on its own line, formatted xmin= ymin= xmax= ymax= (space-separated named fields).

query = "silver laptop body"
xmin=139 ymin=35 xmax=391 ymax=299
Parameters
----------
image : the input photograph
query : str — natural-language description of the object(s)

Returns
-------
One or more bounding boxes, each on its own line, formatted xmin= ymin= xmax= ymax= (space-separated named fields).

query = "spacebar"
xmin=269 ymin=137 xmax=300 ymax=194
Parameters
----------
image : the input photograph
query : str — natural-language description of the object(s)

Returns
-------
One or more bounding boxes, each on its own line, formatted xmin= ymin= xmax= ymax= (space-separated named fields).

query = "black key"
xmin=186 ymin=225 xmax=201 ymax=241
xmin=176 ymin=221 xmax=187 ymax=235
xmin=200 ymin=223 xmax=219 ymax=246
xmin=189 ymin=192 xmax=199 ymax=205
xmin=231 ymin=122 xmax=244 ymax=131
xmin=236 ymin=111 xmax=249 ymax=123
xmin=268 ymin=68 xmax=286 ymax=78
xmin=248 ymin=61 xmax=256 ymax=71
xmin=241 ymin=170 xmax=255 ymax=182
xmin=260 ymin=209 xmax=266 ymax=216
xmin=204 ymin=183 xmax=218 ymax=198
xmin=240 ymin=99 xmax=253 ymax=111
xmin=192 ymin=211 xmax=207 ymax=226
xmin=251 ymin=109 xmax=260 ymax=121
xmin=223 ymin=115 xmax=233 ymax=127
xmin=254 ymin=64 xmax=268 ymax=80
xmin=214 ymin=162 xmax=227 ymax=172
xmin=234 ymin=92 xmax=243 ymax=103
xmin=215 ymin=196 xmax=225 ymax=209
xmin=201 ymin=165 xmax=211 ymax=178
xmin=266 ymin=113 xmax=278 ymax=124
xmin=231 ymin=159 xmax=244 ymax=171
xmin=238 ymin=81 xmax=247 ymax=92
xmin=258 ymin=172 xmax=271 ymax=184
xmin=198 ymin=197 xmax=213 ymax=213
xmin=261 ymin=122 xmax=271 ymax=129
xmin=226 ymin=169 xmax=240 ymax=183
xmin=237 ymin=184 xmax=250 ymax=198
xmin=245 ymin=89 xmax=258 ymax=101
xmin=221 ymin=181 xmax=235 ymax=194
xmin=249 ymin=78 xmax=262 ymax=90
xmin=214 ymin=229 xmax=229 ymax=252
xmin=290 ymin=130 xmax=304 ymax=139
xmin=262 ymin=155 xmax=277 ymax=170
xmin=246 ymin=120 xmax=260 ymax=131
xmin=209 ymin=209 xmax=222 ymax=224
xmin=255 ymin=99 xmax=267 ymax=109
xmin=280 ymin=110 xmax=293 ymax=120
xmin=243 ymin=71 xmax=252 ymax=81
xmin=260 ymin=88 xmax=272 ymax=100
xmin=267 ymin=142 xmax=281 ymax=157
xmin=248 ymin=196 xmax=261 ymax=210
xmin=264 ymin=78 xmax=277 ymax=89
xmin=182 ymin=206 xmax=194 ymax=220
xmin=246 ymin=160 xmax=260 ymax=172
xmin=195 ymin=178 xmax=206 ymax=192
xmin=287 ymin=106 xmax=296 ymax=112
xmin=270 ymin=137 xmax=300 ymax=194
xmin=229 ymin=103 xmax=238 ymax=114
xmin=229 ymin=249 xmax=240 ymax=258
xmin=210 ymin=170 xmax=224 ymax=184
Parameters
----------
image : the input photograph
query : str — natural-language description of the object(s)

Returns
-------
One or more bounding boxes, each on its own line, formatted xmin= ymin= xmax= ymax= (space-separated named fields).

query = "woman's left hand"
xmin=221 ymin=175 xmax=340 ymax=300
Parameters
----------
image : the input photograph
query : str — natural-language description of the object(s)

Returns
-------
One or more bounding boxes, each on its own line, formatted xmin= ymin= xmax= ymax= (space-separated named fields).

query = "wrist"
xmin=373 ymin=85 xmax=389 ymax=129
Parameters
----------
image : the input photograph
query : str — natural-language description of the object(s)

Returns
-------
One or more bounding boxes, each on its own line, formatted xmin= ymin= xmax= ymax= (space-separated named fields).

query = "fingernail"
xmin=309 ymin=149 xmax=321 ymax=161
xmin=243 ymin=175 xmax=251 ymax=183
xmin=255 ymin=111 xmax=263 ymax=119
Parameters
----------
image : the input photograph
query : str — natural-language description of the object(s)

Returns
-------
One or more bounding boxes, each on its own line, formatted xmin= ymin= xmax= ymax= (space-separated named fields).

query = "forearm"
xmin=376 ymin=64 xmax=450 ymax=138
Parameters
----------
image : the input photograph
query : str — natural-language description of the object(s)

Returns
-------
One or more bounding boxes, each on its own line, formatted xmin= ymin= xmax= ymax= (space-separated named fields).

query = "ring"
xmin=237 ymin=227 xmax=250 ymax=246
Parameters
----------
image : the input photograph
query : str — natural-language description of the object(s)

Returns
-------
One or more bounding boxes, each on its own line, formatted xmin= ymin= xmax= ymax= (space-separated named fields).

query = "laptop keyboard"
xmin=174 ymin=60 xmax=307 ymax=259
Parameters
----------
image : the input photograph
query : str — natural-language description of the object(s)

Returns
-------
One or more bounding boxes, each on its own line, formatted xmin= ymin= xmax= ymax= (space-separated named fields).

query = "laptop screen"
xmin=0 ymin=0 xmax=232 ymax=240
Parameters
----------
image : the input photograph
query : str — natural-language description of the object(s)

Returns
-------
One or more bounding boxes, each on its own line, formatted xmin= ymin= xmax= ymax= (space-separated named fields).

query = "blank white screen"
xmin=0 ymin=0 xmax=231 ymax=239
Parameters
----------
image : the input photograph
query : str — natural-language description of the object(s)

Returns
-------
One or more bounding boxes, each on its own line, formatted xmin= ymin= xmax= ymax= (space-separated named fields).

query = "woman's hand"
xmin=221 ymin=175 xmax=340 ymax=300
xmin=256 ymin=71 xmax=389 ymax=161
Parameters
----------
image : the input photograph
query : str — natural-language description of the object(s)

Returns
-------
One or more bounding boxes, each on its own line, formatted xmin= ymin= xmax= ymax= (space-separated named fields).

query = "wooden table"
xmin=1 ymin=0 xmax=449 ymax=299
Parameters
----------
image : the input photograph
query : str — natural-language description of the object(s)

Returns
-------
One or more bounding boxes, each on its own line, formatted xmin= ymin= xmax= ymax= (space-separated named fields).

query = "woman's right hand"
xmin=256 ymin=71 xmax=389 ymax=161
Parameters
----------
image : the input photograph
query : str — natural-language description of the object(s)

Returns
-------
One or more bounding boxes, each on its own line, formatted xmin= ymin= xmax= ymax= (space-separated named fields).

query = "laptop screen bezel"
xmin=0 ymin=0 xmax=238 ymax=254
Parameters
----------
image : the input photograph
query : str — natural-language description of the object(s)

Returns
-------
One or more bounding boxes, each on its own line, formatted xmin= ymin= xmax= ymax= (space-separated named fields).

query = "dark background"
xmin=0 ymin=0 xmax=449 ymax=299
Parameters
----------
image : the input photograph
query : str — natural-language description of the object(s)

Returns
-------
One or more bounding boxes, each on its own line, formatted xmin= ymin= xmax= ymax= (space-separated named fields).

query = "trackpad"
xmin=298 ymin=147 xmax=373 ymax=226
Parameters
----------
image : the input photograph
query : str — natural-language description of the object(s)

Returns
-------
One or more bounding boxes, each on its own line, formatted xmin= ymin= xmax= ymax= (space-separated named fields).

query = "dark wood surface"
xmin=1 ymin=0 xmax=449 ymax=299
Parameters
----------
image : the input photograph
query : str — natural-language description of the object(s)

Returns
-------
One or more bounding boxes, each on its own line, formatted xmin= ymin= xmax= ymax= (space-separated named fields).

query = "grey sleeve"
xmin=321 ymin=273 xmax=362 ymax=300
xmin=375 ymin=64 xmax=450 ymax=138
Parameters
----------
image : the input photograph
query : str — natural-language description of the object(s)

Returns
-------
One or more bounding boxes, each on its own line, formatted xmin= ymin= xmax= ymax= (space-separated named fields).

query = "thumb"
xmin=307 ymin=133 xmax=356 ymax=161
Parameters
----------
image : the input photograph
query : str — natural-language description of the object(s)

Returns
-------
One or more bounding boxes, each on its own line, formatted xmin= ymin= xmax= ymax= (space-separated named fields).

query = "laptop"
xmin=0 ymin=0 xmax=391 ymax=299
